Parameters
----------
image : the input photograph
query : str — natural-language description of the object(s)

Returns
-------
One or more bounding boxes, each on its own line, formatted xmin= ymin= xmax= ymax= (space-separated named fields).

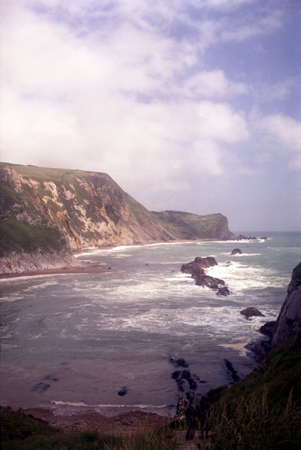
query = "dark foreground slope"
xmin=0 ymin=162 xmax=236 ymax=273
xmin=208 ymin=332 xmax=301 ymax=450
xmin=208 ymin=262 xmax=301 ymax=449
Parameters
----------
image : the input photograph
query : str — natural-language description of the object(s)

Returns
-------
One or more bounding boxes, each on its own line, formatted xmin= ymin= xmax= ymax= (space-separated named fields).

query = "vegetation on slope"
xmin=0 ymin=408 xmax=176 ymax=450
xmin=152 ymin=210 xmax=235 ymax=240
xmin=207 ymin=331 xmax=301 ymax=449
xmin=0 ymin=163 xmax=236 ymax=267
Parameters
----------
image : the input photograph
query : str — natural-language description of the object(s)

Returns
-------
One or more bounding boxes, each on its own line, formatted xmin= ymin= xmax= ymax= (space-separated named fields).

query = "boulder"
xmin=195 ymin=274 xmax=225 ymax=289
xmin=231 ymin=248 xmax=242 ymax=255
xmin=118 ymin=387 xmax=127 ymax=396
xmin=217 ymin=286 xmax=230 ymax=296
xmin=181 ymin=256 xmax=217 ymax=277
xmin=241 ymin=307 xmax=264 ymax=319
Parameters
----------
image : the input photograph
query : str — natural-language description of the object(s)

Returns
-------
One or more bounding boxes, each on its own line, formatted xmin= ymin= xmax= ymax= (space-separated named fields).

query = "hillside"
xmin=0 ymin=163 xmax=236 ymax=273
xmin=153 ymin=210 xmax=236 ymax=240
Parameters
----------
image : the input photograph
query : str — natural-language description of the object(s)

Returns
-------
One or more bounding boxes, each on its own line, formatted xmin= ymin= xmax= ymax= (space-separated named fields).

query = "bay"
xmin=0 ymin=232 xmax=300 ymax=416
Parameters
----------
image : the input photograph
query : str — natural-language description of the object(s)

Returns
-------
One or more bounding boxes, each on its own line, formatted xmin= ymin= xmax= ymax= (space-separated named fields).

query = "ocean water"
xmin=0 ymin=232 xmax=300 ymax=417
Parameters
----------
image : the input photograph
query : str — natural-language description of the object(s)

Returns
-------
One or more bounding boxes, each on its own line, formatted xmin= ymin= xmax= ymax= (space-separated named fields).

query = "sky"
xmin=1 ymin=0 xmax=301 ymax=232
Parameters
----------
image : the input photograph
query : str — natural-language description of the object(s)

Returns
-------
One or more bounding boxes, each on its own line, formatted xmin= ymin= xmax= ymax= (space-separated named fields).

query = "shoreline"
xmin=0 ymin=237 xmax=241 ymax=280
xmin=1 ymin=406 xmax=172 ymax=435
xmin=0 ymin=264 xmax=111 ymax=280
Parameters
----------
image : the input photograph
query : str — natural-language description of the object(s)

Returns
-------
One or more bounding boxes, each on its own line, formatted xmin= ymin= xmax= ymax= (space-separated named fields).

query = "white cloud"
xmin=182 ymin=70 xmax=248 ymax=99
xmin=256 ymin=114 xmax=301 ymax=170
xmin=221 ymin=8 xmax=283 ymax=42
xmin=203 ymin=0 xmax=256 ymax=9
xmin=0 ymin=0 xmax=298 ymax=228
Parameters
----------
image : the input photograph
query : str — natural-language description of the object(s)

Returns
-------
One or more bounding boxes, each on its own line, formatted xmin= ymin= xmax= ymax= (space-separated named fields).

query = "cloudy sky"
xmin=1 ymin=0 xmax=300 ymax=232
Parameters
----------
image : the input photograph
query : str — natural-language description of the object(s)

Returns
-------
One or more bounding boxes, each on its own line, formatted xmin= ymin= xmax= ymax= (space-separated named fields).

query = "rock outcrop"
xmin=254 ymin=262 xmax=301 ymax=359
xmin=181 ymin=256 xmax=229 ymax=293
xmin=240 ymin=307 xmax=264 ymax=319
xmin=231 ymin=248 xmax=242 ymax=255
xmin=270 ymin=262 xmax=301 ymax=348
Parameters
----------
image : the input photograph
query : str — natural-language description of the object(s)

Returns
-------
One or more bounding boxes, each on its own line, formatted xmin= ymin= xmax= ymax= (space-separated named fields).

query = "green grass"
xmin=206 ymin=332 xmax=301 ymax=449
xmin=152 ymin=211 xmax=231 ymax=239
xmin=209 ymin=390 xmax=301 ymax=450
xmin=0 ymin=217 xmax=68 ymax=255
xmin=220 ymin=332 xmax=301 ymax=409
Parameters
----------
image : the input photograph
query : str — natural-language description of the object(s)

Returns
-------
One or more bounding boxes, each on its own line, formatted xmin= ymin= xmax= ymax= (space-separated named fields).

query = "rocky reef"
xmin=254 ymin=262 xmax=301 ymax=359
xmin=181 ymin=256 xmax=230 ymax=294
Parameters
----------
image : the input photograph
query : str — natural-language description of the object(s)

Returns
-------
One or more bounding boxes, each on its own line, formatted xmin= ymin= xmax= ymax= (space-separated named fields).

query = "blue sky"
xmin=1 ymin=0 xmax=300 ymax=231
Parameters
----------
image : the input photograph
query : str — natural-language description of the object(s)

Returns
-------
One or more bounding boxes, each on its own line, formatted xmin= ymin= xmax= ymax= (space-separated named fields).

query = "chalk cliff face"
xmin=0 ymin=163 xmax=236 ymax=273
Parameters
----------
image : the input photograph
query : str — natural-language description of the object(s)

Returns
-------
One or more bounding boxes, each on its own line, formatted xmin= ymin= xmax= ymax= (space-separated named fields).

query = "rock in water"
xmin=217 ymin=286 xmax=230 ymax=296
xmin=240 ymin=307 xmax=264 ymax=319
xmin=118 ymin=387 xmax=127 ymax=396
xmin=231 ymin=248 xmax=242 ymax=255
xmin=181 ymin=256 xmax=229 ymax=293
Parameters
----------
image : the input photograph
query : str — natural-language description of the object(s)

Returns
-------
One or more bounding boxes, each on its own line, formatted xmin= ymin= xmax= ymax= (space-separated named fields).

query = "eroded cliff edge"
xmin=254 ymin=262 xmax=301 ymax=359
xmin=0 ymin=163 xmax=236 ymax=273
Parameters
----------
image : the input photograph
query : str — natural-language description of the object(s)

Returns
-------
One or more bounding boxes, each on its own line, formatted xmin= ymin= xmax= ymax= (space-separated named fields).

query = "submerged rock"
xmin=118 ymin=387 xmax=127 ymax=396
xmin=224 ymin=359 xmax=240 ymax=384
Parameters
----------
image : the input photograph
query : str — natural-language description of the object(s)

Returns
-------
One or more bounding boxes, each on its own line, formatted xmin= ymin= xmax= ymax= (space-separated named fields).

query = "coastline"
xmin=0 ymin=236 xmax=244 ymax=280
xmin=0 ymin=264 xmax=111 ymax=280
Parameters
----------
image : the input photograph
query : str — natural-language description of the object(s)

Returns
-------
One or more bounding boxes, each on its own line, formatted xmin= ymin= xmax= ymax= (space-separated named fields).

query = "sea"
xmin=0 ymin=232 xmax=300 ymax=417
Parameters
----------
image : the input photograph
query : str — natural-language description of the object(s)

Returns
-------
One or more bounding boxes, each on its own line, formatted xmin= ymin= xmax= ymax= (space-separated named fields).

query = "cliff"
xmin=152 ymin=210 xmax=236 ymax=240
xmin=0 ymin=163 xmax=236 ymax=273
xmin=254 ymin=261 xmax=301 ymax=359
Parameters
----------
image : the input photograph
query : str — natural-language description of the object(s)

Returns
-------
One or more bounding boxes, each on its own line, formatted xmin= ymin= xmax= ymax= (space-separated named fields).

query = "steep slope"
xmin=271 ymin=262 xmax=301 ymax=348
xmin=0 ymin=163 xmax=178 ymax=272
xmin=254 ymin=262 xmax=301 ymax=358
xmin=152 ymin=210 xmax=236 ymax=240
xmin=206 ymin=266 xmax=301 ymax=449
xmin=0 ymin=163 xmax=237 ymax=274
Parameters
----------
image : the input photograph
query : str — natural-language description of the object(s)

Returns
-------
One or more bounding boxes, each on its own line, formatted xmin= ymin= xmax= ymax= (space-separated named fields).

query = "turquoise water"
xmin=0 ymin=232 xmax=300 ymax=416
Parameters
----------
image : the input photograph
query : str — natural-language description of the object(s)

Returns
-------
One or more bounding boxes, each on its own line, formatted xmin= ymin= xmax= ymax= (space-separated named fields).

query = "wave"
xmin=51 ymin=400 xmax=169 ymax=409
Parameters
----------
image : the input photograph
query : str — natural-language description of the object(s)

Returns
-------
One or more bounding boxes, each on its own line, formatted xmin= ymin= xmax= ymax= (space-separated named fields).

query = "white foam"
xmin=0 ymin=295 xmax=24 ymax=303
xmin=51 ymin=400 xmax=168 ymax=409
